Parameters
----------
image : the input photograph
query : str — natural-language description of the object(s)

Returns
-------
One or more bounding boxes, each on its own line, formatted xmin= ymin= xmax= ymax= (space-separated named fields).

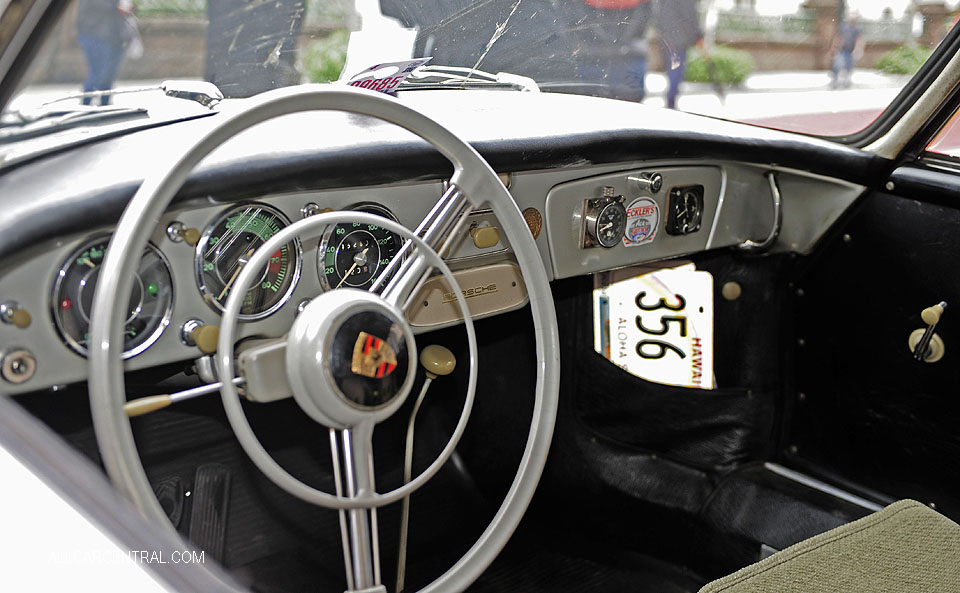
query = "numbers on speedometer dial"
xmin=196 ymin=204 xmax=302 ymax=320
xmin=318 ymin=204 xmax=402 ymax=291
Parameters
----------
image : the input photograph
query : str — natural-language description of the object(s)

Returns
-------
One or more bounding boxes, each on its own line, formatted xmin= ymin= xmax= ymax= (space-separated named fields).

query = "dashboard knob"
xmin=190 ymin=324 xmax=220 ymax=355
xmin=1 ymin=301 xmax=31 ymax=329
xmin=472 ymin=226 xmax=500 ymax=249
xmin=181 ymin=318 xmax=220 ymax=355
xmin=182 ymin=227 xmax=201 ymax=246
xmin=419 ymin=344 xmax=456 ymax=379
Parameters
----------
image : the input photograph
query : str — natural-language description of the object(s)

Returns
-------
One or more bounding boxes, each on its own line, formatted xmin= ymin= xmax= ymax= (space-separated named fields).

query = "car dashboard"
xmin=0 ymin=90 xmax=874 ymax=395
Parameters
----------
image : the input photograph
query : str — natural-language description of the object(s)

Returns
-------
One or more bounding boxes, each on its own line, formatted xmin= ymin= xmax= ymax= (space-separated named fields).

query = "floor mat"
xmin=466 ymin=529 xmax=704 ymax=593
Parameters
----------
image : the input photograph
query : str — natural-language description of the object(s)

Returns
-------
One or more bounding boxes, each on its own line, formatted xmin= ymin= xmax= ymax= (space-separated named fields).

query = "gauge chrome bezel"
xmin=51 ymin=234 xmax=175 ymax=359
xmin=195 ymin=203 xmax=303 ymax=322
xmin=317 ymin=203 xmax=403 ymax=292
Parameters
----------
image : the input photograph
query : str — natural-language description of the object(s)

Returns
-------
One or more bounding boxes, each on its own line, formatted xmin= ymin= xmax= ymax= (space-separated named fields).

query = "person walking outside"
xmin=570 ymin=0 xmax=653 ymax=103
xmin=655 ymin=0 xmax=704 ymax=110
xmin=830 ymin=14 xmax=863 ymax=90
xmin=76 ymin=0 xmax=133 ymax=105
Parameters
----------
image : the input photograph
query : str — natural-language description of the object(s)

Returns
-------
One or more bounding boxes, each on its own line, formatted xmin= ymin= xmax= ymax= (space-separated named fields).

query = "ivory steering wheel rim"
xmin=88 ymin=84 xmax=560 ymax=593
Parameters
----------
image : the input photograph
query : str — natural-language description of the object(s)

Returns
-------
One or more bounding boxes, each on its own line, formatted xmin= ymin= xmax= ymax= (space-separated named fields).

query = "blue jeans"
xmin=78 ymin=34 xmax=125 ymax=105
xmin=666 ymin=49 xmax=687 ymax=109
xmin=832 ymin=51 xmax=854 ymax=87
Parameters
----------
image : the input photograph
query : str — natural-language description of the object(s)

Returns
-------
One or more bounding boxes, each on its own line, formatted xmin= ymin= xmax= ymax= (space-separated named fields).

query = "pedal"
xmin=188 ymin=463 xmax=231 ymax=563
xmin=153 ymin=476 xmax=184 ymax=528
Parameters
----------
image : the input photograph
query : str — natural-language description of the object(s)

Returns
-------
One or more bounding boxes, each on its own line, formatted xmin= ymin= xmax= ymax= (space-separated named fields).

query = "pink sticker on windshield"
xmin=346 ymin=58 xmax=432 ymax=94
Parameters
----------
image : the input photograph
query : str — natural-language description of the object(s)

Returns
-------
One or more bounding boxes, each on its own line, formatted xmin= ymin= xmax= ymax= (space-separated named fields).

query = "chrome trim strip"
xmin=764 ymin=462 xmax=884 ymax=512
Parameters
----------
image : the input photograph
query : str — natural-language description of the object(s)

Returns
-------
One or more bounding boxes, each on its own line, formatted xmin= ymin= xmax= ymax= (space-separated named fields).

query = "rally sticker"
xmin=623 ymin=197 xmax=660 ymax=247
xmin=346 ymin=58 xmax=432 ymax=94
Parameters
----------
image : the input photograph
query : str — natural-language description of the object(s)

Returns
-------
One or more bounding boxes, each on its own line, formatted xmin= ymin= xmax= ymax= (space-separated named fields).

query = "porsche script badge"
xmin=351 ymin=331 xmax=397 ymax=378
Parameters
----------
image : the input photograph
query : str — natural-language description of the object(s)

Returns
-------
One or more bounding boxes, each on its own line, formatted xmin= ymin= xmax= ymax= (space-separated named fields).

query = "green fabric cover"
xmin=699 ymin=499 xmax=960 ymax=593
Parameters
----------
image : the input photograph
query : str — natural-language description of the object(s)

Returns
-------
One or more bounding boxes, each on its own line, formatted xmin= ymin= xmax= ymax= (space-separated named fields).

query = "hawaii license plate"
xmin=593 ymin=263 xmax=714 ymax=389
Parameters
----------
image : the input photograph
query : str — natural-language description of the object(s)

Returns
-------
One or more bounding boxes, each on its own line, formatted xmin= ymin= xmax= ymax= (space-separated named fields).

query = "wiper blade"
xmin=396 ymin=66 xmax=539 ymax=92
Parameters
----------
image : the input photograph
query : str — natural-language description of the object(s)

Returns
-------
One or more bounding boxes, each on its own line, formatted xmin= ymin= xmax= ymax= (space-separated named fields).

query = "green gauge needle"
xmin=218 ymin=248 xmax=255 ymax=301
xmin=336 ymin=247 xmax=369 ymax=289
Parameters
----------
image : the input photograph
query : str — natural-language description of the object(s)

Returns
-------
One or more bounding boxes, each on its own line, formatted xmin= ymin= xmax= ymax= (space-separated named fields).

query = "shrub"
xmin=875 ymin=44 xmax=933 ymax=75
xmin=301 ymin=29 xmax=350 ymax=83
xmin=684 ymin=46 xmax=755 ymax=85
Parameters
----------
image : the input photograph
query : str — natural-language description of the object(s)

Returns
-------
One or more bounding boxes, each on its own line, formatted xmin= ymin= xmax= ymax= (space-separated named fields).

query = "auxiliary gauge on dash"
xmin=52 ymin=235 xmax=174 ymax=358
xmin=196 ymin=203 xmax=302 ymax=320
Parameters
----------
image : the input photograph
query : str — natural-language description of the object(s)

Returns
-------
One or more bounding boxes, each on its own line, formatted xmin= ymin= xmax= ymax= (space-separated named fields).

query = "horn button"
xmin=285 ymin=289 xmax=416 ymax=428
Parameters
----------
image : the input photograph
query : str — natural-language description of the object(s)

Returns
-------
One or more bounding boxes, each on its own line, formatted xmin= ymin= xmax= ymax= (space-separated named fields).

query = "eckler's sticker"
xmin=623 ymin=197 xmax=659 ymax=247
xmin=345 ymin=58 xmax=432 ymax=94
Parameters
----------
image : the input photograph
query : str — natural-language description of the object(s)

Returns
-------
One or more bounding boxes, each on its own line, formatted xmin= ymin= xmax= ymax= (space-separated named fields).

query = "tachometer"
xmin=318 ymin=204 xmax=402 ymax=291
xmin=196 ymin=204 xmax=301 ymax=320
xmin=52 ymin=236 xmax=174 ymax=358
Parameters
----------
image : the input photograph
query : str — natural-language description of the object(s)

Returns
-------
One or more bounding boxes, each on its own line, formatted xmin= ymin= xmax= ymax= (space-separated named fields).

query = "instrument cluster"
xmin=49 ymin=201 xmax=404 ymax=361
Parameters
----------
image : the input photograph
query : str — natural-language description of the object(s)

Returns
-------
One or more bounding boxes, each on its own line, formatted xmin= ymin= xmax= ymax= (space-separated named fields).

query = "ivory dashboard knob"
xmin=419 ymin=345 xmax=456 ymax=380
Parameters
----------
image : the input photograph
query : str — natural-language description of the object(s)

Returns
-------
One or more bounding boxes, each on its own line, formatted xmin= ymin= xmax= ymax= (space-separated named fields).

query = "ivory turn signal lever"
xmin=909 ymin=301 xmax=947 ymax=363
xmin=396 ymin=345 xmax=456 ymax=593
xmin=123 ymin=376 xmax=245 ymax=417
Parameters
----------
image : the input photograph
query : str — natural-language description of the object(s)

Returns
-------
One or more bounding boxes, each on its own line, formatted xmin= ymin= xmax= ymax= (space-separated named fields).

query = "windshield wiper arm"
xmin=36 ymin=80 xmax=225 ymax=110
xmin=396 ymin=65 xmax=539 ymax=92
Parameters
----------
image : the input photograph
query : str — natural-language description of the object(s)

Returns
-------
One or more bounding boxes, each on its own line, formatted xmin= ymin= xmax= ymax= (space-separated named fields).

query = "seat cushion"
xmin=699 ymin=499 xmax=960 ymax=593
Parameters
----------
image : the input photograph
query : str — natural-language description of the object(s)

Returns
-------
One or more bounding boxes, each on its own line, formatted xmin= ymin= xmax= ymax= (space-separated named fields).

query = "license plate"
xmin=593 ymin=264 xmax=714 ymax=389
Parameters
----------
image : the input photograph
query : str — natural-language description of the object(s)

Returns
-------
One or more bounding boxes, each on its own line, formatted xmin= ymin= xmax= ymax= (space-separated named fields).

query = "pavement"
xmin=642 ymin=69 xmax=910 ymax=135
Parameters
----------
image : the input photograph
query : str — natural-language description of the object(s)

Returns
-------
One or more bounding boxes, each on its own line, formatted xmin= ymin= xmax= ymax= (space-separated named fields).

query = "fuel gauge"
xmin=52 ymin=236 xmax=174 ymax=358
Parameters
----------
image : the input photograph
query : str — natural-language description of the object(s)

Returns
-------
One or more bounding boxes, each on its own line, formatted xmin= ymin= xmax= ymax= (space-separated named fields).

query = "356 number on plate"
xmin=594 ymin=267 xmax=714 ymax=389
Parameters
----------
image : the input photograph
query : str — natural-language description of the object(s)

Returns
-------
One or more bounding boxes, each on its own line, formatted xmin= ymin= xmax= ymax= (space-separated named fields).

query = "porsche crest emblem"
xmin=351 ymin=331 xmax=398 ymax=378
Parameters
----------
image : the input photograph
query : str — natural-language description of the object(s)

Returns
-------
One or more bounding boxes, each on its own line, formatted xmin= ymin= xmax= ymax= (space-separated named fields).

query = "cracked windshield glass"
xmin=6 ymin=0 xmax=959 ymax=138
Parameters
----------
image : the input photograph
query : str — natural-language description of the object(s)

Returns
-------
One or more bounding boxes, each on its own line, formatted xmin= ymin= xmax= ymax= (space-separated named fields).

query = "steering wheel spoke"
xmin=375 ymin=183 xmax=473 ymax=312
xmin=330 ymin=422 xmax=385 ymax=592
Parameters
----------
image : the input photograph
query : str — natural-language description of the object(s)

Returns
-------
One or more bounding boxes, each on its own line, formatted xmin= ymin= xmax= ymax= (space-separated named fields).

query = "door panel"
xmin=787 ymin=175 xmax=960 ymax=521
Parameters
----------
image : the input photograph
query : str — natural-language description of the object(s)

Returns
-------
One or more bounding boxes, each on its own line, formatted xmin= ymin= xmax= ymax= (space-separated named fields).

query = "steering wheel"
xmin=88 ymin=85 xmax=559 ymax=593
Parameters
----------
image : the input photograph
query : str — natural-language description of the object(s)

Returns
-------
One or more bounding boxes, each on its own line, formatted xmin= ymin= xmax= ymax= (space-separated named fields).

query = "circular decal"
xmin=623 ymin=197 xmax=660 ymax=247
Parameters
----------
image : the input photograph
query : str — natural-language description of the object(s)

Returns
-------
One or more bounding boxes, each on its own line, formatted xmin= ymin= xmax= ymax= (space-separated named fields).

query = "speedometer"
xmin=318 ymin=204 xmax=402 ymax=291
xmin=196 ymin=204 xmax=301 ymax=320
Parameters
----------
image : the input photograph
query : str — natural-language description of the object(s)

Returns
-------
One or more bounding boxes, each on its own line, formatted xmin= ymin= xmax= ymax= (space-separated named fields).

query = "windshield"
xmin=5 ymin=0 xmax=959 ymax=138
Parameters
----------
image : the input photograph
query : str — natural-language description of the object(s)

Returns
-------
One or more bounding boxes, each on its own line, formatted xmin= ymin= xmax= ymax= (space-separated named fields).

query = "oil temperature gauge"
xmin=52 ymin=236 xmax=174 ymax=358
